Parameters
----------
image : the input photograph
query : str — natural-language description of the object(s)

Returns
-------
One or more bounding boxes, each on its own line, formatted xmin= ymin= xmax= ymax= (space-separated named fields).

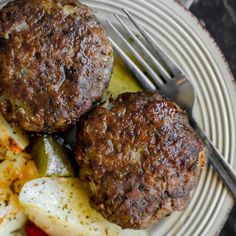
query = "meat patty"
xmin=0 ymin=0 xmax=113 ymax=132
xmin=76 ymin=92 xmax=205 ymax=229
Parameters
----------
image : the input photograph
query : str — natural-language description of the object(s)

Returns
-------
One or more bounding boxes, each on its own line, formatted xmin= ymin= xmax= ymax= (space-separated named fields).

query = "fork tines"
xmin=108 ymin=9 xmax=184 ymax=91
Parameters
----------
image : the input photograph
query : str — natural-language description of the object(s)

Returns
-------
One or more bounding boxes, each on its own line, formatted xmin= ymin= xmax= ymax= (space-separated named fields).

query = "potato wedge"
xmin=19 ymin=178 xmax=147 ymax=236
xmin=0 ymin=113 xmax=29 ymax=154
xmin=0 ymin=152 xmax=38 ymax=236
xmin=0 ymin=187 xmax=27 ymax=236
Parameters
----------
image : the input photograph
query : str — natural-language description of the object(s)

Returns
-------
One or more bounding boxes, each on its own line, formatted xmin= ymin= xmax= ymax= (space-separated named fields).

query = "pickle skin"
xmin=32 ymin=136 xmax=74 ymax=177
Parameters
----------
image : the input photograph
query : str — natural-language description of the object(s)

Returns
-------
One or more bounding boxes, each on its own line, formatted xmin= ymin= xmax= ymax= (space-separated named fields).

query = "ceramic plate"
xmin=80 ymin=0 xmax=236 ymax=235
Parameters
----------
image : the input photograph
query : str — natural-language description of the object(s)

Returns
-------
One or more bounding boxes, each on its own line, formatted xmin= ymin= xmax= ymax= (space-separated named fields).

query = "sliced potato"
xmin=0 ymin=151 xmax=38 ymax=235
xmin=19 ymin=178 xmax=148 ymax=236
xmin=0 ymin=187 xmax=27 ymax=236
xmin=0 ymin=113 xmax=29 ymax=153
xmin=19 ymin=177 xmax=121 ymax=236
xmin=0 ymin=152 xmax=38 ymax=192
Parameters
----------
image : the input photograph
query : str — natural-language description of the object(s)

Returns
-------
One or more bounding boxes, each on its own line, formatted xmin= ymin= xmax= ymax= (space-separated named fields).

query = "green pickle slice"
xmin=32 ymin=136 xmax=74 ymax=177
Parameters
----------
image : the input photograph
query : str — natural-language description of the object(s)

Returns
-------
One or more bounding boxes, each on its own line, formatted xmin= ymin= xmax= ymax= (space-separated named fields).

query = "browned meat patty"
xmin=76 ymin=91 xmax=205 ymax=229
xmin=0 ymin=0 xmax=113 ymax=132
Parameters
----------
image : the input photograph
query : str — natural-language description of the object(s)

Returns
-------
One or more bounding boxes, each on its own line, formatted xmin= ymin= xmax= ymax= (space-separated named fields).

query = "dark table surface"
xmin=186 ymin=0 xmax=236 ymax=235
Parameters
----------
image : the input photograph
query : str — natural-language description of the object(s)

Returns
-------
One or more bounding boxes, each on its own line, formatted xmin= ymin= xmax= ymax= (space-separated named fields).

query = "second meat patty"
xmin=76 ymin=91 xmax=205 ymax=229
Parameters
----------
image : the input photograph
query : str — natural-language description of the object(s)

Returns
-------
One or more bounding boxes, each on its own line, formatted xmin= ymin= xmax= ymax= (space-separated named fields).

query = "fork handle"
xmin=190 ymin=117 xmax=236 ymax=199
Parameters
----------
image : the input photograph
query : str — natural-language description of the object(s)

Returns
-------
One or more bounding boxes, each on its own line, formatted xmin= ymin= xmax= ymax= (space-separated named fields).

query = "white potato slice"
xmin=19 ymin=177 xmax=120 ymax=236
xmin=19 ymin=177 xmax=148 ymax=236
xmin=0 ymin=187 xmax=26 ymax=236
xmin=0 ymin=113 xmax=29 ymax=153
xmin=0 ymin=151 xmax=38 ymax=235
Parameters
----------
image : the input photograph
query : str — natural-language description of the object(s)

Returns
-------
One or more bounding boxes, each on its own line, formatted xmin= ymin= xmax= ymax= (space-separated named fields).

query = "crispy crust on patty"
xmin=0 ymin=0 xmax=113 ymax=132
xmin=76 ymin=92 xmax=205 ymax=229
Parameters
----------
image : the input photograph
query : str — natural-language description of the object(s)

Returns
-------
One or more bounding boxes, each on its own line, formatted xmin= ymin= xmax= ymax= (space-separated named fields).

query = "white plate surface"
xmin=80 ymin=0 xmax=236 ymax=236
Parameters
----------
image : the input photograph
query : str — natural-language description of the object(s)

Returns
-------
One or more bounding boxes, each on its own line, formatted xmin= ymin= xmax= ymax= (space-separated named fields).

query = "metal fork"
xmin=108 ymin=9 xmax=236 ymax=199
